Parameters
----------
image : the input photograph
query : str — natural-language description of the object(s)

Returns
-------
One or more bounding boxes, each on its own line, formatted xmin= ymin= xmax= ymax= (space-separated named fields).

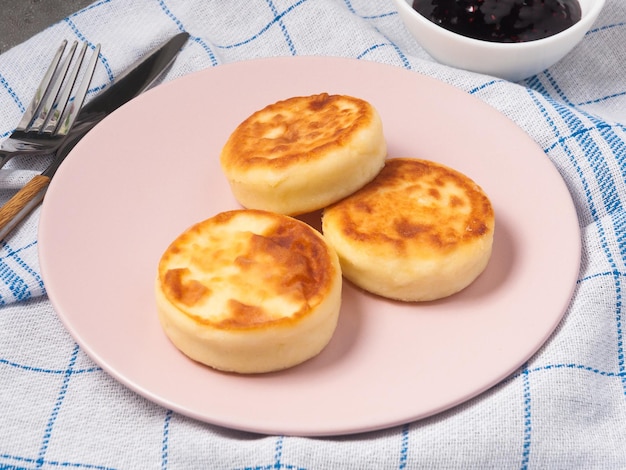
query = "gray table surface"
xmin=0 ymin=0 xmax=93 ymax=54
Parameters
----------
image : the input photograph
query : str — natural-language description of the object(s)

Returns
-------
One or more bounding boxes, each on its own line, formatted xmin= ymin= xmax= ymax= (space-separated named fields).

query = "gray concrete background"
xmin=0 ymin=0 xmax=94 ymax=54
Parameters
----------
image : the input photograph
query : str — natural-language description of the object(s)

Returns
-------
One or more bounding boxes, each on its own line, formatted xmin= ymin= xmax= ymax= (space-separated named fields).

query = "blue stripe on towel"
xmin=0 ymin=72 xmax=25 ymax=117
xmin=530 ymin=74 xmax=626 ymax=399
xmin=212 ymin=0 xmax=308 ymax=50
xmin=36 ymin=345 xmax=80 ymax=468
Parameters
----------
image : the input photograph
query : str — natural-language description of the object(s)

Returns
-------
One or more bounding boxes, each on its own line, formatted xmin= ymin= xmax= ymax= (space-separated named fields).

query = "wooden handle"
xmin=0 ymin=174 xmax=50 ymax=239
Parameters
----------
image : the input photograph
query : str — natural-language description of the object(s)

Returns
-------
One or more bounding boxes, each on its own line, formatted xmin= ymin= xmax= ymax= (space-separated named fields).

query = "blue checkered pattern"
xmin=1 ymin=1 xmax=625 ymax=468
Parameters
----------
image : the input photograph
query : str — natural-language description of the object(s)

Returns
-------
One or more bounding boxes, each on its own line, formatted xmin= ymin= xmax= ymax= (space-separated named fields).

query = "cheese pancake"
xmin=322 ymin=158 xmax=494 ymax=302
xmin=220 ymin=93 xmax=387 ymax=215
xmin=156 ymin=209 xmax=342 ymax=374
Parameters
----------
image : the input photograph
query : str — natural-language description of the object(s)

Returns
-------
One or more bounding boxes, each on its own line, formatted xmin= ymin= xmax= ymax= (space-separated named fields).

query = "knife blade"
xmin=0 ymin=32 xmax=190 ymax=241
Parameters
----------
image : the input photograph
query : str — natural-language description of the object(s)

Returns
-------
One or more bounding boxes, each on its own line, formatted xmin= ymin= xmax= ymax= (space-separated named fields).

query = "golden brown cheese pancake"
xmin=220 ymin=93 xmax=387 ymax=216
xmin=322 ymin=158 xmax=495 ymax=302
xmin=155 ymin=209 xmax=342 ymax=374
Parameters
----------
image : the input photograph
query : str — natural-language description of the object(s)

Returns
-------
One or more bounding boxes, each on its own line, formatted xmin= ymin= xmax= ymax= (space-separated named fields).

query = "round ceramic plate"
xmin=38 ymin=56 xmax=580 ymax=436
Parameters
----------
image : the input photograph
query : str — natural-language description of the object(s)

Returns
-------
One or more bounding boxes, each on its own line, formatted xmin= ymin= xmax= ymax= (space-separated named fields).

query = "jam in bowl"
xmin=390 ymin=0 xmax=604 ymax=81
xmin=411 ymin=0 xmax=582 ymax=43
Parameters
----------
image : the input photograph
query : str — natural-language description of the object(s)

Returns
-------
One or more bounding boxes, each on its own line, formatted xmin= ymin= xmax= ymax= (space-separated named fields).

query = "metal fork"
xmin=0 ymin=40 xmax=100 ymax=169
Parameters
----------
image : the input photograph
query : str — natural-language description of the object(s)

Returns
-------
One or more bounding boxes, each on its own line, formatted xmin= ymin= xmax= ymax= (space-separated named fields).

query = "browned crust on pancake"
xmin=220 ymin=93 xmax=378 ymax=171
xmin=157 ymin=210 xmax=338 ymax=330
xmin=323 ymin=158 xmax=494 ymax=258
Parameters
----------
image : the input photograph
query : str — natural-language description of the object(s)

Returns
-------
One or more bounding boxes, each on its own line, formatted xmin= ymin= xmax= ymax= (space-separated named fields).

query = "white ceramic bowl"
xmin=391 ymin=0 xmax=605 ymax=81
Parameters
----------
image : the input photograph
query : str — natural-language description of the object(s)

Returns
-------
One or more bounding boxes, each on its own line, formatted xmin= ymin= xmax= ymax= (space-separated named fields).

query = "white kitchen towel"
xmin=1 ymin=1 xmax=625 ymax=468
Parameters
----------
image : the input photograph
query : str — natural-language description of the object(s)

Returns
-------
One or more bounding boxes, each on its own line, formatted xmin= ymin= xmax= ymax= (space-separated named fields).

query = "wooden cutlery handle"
xmin=0 ymin=175 xmax=50 ymax=240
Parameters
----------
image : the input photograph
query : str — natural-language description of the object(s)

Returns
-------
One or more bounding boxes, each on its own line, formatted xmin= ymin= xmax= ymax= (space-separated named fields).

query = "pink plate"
xmin=38 ymin=56 xmax=580 ymax=436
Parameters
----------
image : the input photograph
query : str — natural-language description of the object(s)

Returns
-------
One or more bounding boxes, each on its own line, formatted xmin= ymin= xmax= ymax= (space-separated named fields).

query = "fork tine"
xmin=42 ymin=42 xmax=88 ymax=135
xmin=29 ymin=41 xmax=79 ymax=132
xmin=54 ymin=43 xmax=101 ymax=136
xmin=15 ymin=40 xmax=67 ymax=131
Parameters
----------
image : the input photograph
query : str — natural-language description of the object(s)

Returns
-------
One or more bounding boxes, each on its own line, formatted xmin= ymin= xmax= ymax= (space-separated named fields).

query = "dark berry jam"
xmin=411 ymin=0 xmax=582 ymax=43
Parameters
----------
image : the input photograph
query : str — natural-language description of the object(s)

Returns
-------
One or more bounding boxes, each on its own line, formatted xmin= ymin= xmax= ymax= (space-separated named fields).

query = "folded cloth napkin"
xmin=1 ymin=1 xmax=625 ymax=468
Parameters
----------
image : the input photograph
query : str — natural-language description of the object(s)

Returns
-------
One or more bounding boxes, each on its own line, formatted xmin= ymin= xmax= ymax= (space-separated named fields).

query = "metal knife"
xmin=0 ymin=31 xmax=190 ymax=240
